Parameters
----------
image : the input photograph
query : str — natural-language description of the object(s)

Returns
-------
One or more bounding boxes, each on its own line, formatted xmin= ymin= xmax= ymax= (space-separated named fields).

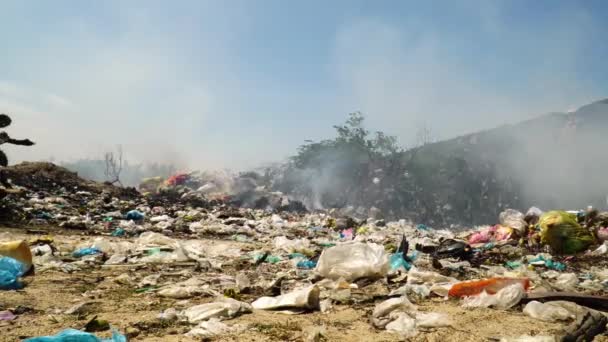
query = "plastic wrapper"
xmin=315 ymin=242 xmax=389 ymax=281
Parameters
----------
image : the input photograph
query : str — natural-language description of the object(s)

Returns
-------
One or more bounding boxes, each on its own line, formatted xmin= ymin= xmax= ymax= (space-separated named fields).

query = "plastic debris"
xmin=181 ymin=297 xmax=252 ymax=324
xmin=462 ymin=283 xmax=526 ymax=310
xmin=185 ymin=318 xmax=244 ymax=338
xmin=0 ymin=240 xmax=33 ymax=270
xmin=125 ymin=210 xmax=145 ymax=221
xmin=389 ymin=252 xmax=412 ymax=271
xmin=252 ymin=285 xmax=320 ymax=313
xmin=72 ymin=248 xmax=102 ymax=258
xmin=315 ymin=242 xmax=389 ymax=281
xmin=523 ymin=301 xmax=575 ymax=322
xmin=449 ymin=277 xmax=530 ymax=298
xmin=539 ymin=211 xmax=595 ymax=254
xmin=23 ymin=328 xmax=126 ymax=342
xmin=0 ymin=256 xmax=28 ymax=290
xmin=0 ymin=310 xmax=16 ymax=320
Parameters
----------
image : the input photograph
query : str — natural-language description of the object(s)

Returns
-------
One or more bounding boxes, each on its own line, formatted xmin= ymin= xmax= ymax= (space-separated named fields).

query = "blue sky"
xmin=1 ymin=0 xmax=607 ymax=169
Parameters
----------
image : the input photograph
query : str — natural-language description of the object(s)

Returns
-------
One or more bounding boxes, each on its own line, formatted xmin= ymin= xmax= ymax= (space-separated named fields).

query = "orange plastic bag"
xmin=448 ymin=277 xmax=530 ymax=298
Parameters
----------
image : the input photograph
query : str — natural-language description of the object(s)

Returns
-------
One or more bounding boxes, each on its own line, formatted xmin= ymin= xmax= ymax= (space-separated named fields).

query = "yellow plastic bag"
xmin=0 ymin=240 xmax=33 ymax=270
xmin=539 ymin=211 xmax=595 ymax=254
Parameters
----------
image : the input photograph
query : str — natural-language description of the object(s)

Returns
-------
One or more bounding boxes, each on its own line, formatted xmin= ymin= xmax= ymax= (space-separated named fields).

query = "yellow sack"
xmin=539 ymin=211 xmax=595 ymax=254
xmin=0 ymin=240 xmax=33 ymax=270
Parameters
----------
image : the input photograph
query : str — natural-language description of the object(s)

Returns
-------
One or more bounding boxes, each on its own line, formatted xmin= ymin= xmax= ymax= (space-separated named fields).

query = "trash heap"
xmin=2 ymin=163 xmax=608 ymax=341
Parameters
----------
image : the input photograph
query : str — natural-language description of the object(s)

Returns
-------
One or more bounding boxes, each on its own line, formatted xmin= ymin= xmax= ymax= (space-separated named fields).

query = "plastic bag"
xmin=273 ymin=236 xmax=312 ymax=255
xmin=469 ymin=225 xmax=515 ymax=244
xmin=414 ymin=312 xmax=452 ymax=328
xmin=72 ymin=248 xmax=102 ymax=258
xmin=372 ymin=296 xmax=417 ymax=328
xmin=449 ymin=277 xmax=529 ymax=298
xmin=0 ymin=256 xmax=27 ymax=290
xmin=553 ymin=273 xmax=578 ymax=291
xmin=539 ymin=211 xmax=595 ymax=254
xmin=181 ymin=297 xmax=252 ymax=324
xmin=385 ymin=313 xmax=417 ymax=338
xmin=499 ymin=209 xmax=527 ymax=234
xmin=252 ymin=285 xmax=320 ymax=312
xmin=125 ymin=210 xmax=144 ymax=221
xmin=523 ymin=301 xmax=575 ymax=322
xmin=315 ymin=242 xmax=389 ymax=281
xmin=389 ymin=252 xmax=412 ymax=271
xmin=186 ymin=318 xmax=244 ymax=338
xmin=461 ymin=283 xmax=525 ymax=310
xmin=23 ymin=328 xmax=126 ymax=342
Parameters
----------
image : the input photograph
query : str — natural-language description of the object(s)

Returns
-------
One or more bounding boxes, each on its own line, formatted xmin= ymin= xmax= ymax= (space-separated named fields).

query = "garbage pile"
xmin=2 ymin=164 xmax=608 ymax=340
xmin=139 ymin=170 xmax=308 ymax=213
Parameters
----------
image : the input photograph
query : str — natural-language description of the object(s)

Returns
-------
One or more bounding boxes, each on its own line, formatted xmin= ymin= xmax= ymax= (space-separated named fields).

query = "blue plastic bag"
xmin=72 ymin=248 xmax=102 ymax=258
xmin=125 ymin=210 xmax=144 ymax=221
xmin=111 ymin=228 xmax=125 ymax=237
xmin=0 ymin=256 xmax=27 ymax=290
xmin=296 ymin=260 xmax=317 ymax=269
xmin=416 ymin=224 xmax=429 ymax=231
xmin=24 ymin=328 xmax=127 ymax=342
xmin=390 ymin=252 xmax=412 ymax=271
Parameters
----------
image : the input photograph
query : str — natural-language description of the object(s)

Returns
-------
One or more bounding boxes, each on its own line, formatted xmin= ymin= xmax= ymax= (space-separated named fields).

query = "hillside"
xmin=399 ymin=98 xmax=608 ymax=226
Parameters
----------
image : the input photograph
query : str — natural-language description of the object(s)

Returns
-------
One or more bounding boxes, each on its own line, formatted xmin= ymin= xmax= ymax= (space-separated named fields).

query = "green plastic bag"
xmin=539 ymin=211 xmax=595 ymax=254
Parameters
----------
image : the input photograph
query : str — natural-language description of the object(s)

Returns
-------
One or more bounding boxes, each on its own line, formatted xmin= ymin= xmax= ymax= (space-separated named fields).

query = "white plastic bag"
xmin=554 ymin=273 xmax=578 ymax=291
xmin=414 ymin=312 xmax=451 ymax=328
xmin=181 ymin=297 xmax=252 ymax=323
xmin=372 ymin=296 xmax=417 ymax=329
xmin=385 ymin=313 xmax=417 ymax=338
xmin=274 ymin=236 xmax=312 ymax=254
xmin=185 ymin=318 xmax=244 ymax=338
xmin=252 ymin=285 xmax=320 ymax=312
xmin=522 ymin=301 xmax=575 ymax=322
xmin=499 ymin=209 xmax=527 ymax=234
xmin=462 ymin=283 xmax=525 ymax=310
xmin=316 ymin=243 xmax=389 ymax=281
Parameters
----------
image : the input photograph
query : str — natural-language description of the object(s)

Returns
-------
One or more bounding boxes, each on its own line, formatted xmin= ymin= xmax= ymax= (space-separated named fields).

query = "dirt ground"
xmin=0 ymin=227 xmax=600 ymax=342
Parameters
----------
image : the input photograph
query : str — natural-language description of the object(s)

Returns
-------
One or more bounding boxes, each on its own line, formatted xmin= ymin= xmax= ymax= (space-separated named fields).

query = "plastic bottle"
xmin=448 ymin=277 xmax=530 ymax=298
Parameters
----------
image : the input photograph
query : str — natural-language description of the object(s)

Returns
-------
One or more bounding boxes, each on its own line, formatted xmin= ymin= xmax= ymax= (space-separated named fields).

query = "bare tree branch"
xmin=104 ymin=145 xmax=124 ymax=186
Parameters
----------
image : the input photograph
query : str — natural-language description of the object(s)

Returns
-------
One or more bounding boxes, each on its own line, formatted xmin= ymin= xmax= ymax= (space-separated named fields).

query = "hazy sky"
xmin=1 ymin=0 xmax=607 ymax=170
